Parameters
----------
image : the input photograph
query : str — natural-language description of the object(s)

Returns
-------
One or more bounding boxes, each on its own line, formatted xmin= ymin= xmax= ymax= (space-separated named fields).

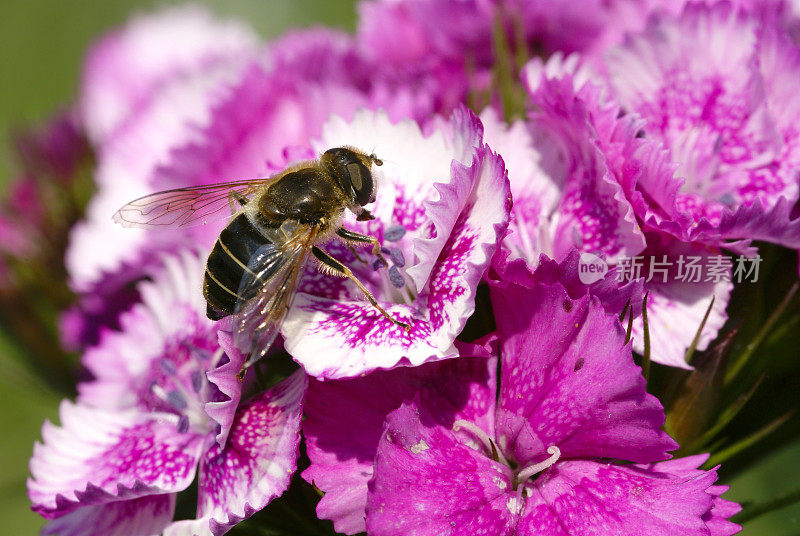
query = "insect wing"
xmin=113 ymin=178 xmax=276 ymax=229
xmin=233 ymin=223 xmax=318 ymax=366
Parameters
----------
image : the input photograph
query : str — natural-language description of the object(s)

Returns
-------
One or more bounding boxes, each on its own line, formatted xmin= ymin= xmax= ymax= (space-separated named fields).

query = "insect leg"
xmin=336 ymin=227 xmax=388 ymax=264
xmin=312 ymin=246 xmax=411 ymax=331
xmin=228 ymin=191 xmax=248 ymax=214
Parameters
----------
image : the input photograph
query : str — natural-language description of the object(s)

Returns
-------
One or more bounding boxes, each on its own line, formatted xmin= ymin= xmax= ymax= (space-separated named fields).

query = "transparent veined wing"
xmin=233 ymin=221 xmax=319 ymax=367
xmin=112 ymin=177 xmax=277 ymax=229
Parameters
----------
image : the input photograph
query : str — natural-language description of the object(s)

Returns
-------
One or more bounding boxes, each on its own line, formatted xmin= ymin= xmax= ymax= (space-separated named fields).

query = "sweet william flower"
xmin=368 ymin=278 xmax=738 ymax=535
xmin=481 ymin=63 xmax=731 ymax=368
xmin=303 ymin=274 xmax=739 ymax=535
xmin=604 ymin=1 xmax=800 ymax=252
xmin=29 ymin=252 xmax=306 ymax=536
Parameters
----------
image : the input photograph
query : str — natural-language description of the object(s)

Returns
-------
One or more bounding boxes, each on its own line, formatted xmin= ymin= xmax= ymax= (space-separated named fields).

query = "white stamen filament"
xmin=515 ymin=445 xmax=561 ymax=486
xmin=452 ymin=420 xmax=509 ymax=466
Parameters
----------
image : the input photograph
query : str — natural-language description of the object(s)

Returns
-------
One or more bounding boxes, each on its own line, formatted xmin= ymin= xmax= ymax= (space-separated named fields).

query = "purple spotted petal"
xmin=42 ymin=495 xmax=175 ymax=536
xmin=366 ymin=401 xmax=516 ymax=536
xmin=283 ymin=110 xmax=509 ymax=379
xmin=166 ymin=370 xmax=306 ymax=536
xmin=28 ymin=401 xmax=204 ymax=519
xmin=490 ymin=281 xmax=676 ymax=465
xmin=80 ymin=5 xmax=257 ymax=144
xmin=303 ymin=351 xmax=496 ymax=534
xmin=518 ymin=459 xmax=719 ymax=536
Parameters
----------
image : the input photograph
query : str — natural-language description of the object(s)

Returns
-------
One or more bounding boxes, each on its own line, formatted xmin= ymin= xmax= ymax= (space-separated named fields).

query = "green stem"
xmin=703 ymin=411 xmax=794 ymax=468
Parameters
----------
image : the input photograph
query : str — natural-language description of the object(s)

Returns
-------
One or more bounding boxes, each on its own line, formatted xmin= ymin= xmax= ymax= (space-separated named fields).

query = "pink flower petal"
xmin=491 ymin=280 xmax=677 ymax=465
xmin=518 ymin=459 xmax=718 ymax=536
xmin=80 ymin=5 xmax=257 ymax=144
xmin=303 ymin=352 xmax=496 ymax=534
xmin=366 ymin=401 xmax=516 ymax=536
xmin=166 ymin=370 xmax=306 ymax=536
xmin=42 ymin=494 xmax=175 ymax=536
xmin=28 ymin=401 xmax=204 ymax=519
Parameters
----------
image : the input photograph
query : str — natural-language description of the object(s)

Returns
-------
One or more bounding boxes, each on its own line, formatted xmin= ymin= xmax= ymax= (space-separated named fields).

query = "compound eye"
xmin=346 ymin=161 xmax=374 ymax=206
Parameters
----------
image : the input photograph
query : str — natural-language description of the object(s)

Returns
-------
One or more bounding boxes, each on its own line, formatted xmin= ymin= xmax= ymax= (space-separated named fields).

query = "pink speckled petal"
xmin=366 ymin=402 xmax=516 ymax=536
xmin=204 ymin=327 xmax=246 ymax=449
xmin=491 ymin=248 xmax=644 ymax=321
xmin=519 ymin=459 xmax=718 ymax=536
xmin=303 ymin=352 xmax=496 ymax=534
xmin=80 ymin=5 xmax=258 ymax=144
xmin=641 ymin=455 xmax=742 ymax=536
xmin=28 ymin=401 xmax=204 ymax=519
xmin=42 ymin=494 xmax=175 ymax=536
xmin=168 ymin=370 xmax=306 ymax=536
xmin=491 ymin=281 xmax=676 ymax=466
xmin=527 ymin=75 xmax=646 ymax=263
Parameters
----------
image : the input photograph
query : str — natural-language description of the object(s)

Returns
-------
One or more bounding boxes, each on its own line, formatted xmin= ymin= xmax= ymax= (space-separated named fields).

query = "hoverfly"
xmin=114 ymin=147 xmax=410 ymax=368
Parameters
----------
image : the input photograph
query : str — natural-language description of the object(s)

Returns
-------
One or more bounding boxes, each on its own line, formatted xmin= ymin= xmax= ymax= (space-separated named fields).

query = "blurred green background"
xmin=0 ymin=1 xmax=797 ymax=534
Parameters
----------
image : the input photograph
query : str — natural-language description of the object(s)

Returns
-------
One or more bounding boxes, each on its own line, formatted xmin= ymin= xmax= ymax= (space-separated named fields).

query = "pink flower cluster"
xmin=29 ymin=1 xmax=800 ymax=534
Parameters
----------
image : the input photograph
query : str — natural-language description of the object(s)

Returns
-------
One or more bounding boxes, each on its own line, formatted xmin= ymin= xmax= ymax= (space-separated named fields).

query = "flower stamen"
xmin=516 ymin=445 xmax=561 ymax=487
xmin=453 ymin=419 xmax=510 ymax=466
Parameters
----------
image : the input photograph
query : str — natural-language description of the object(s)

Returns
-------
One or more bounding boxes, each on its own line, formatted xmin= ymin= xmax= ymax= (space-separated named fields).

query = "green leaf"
xmin=682 ymin=373 xmax=764 ymax=453
xmin=666 ymin=329 xmax=733 ymax=450
xmin=726 ymin=282 xmax=799 ymax=384
xmin=733 ymin=487 xmax=800 ymax=525
xmin=704 ymin=411 xmax=794 ymax=468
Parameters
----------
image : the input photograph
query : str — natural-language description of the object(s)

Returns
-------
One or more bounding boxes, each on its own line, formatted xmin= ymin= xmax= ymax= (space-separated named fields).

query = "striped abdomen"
xmin=203 ymin=212 xmax=271 ymax=320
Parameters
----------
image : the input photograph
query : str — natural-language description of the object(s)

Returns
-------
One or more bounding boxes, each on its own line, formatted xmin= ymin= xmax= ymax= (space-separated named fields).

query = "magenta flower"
xmin=481 ymin=63 xmax=731 ymax=368
xmin=604 ymin=1 xmax=800 ymax=252
xmin=304 ymin=274 xmax=739 ymax=534
xmin=29 ymin=252 xmax=306 ymax=535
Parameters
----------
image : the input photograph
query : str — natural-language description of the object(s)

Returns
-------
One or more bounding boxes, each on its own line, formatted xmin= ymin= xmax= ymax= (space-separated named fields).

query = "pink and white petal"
xmin=527 ymin=75 xmax=647 ymax=262
xmin=630 ymin=238 xmax=733 ymax=369
xmin=78 ymin=251 xmax=212 ymax=409
xmin=42 ymin=494 xmax=175 ymax=536
xmin=715 ymin=196 xmax=800 ymax=250
xmin=29 ymin=401 xmax=204 ymax=518
xmin=168 ymin=370 xmax=306 ymax=536
xmin=80 ymin=5 xmax=258 ymax=144
xmin=519 ymin=459 xmax=718 ymax=536
xmin=365 ymin=402 xmax=516 ymax=536
xmin=419 ymin=147 xmax=511 ymax=343
xmin=303 ymin=353 xmax=496 ymax=534
xmin=283 ymin=298 xmax=437 ymax=379
xmin=491 ymin=281 xmax=676 ymax=466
